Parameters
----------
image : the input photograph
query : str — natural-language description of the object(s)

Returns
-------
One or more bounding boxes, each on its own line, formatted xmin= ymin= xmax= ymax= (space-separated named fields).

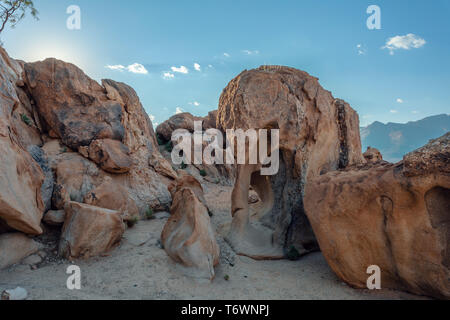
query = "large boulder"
xmin=156 ymin=112 xmax=203 ymax=142
xmin=0 ymin=48 xmax=45 ymax=235
xmin=87 ymin=139 xmax=132 ymax=174
xmin=0 ymin=233 xmax=39 ymax=269
xmin=23 ymin=59 xmax=125 ymax=150
xmin=161 ymin=176 xmax=220 ymax=280
xmin=304 ymin=133 xmax=450 ymax=299
xmin=83 ymin=177 xmax=139 ymax=220
xmin=59 ymin=201 xmax=125 ymax=259
xmin=217 ymin=66 xmax=365 ymax=259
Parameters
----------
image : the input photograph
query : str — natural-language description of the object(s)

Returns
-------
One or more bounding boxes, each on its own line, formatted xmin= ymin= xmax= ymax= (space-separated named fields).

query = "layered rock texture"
xmin=161 ymin=175 xmax=220 ymax=280
xmin=305 ymin=133 xmax=450 ymax=299
xmin=216 ymin=66 xmax=364 ymax=259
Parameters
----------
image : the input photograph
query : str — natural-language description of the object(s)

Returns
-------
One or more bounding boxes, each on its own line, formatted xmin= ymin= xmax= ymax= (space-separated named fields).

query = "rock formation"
xmin=217 ymin=66 xmax=365 ymax=259
xmin=59 ymin=201 xmax=125 ymax=259
xmin=0 ymin=47 xmax=175 ymax=266
xmin=156 ymin=111 xmax=235 ymax=185
xmin=161 ymin=176 xmax=220 ymax=280
xmin=304 ymin=133 xmax=450 ymax=299
xmin=363 ymin=147 xmax=383 ymax=163
xmin=0 ymin=233 xmax=39 ymax=269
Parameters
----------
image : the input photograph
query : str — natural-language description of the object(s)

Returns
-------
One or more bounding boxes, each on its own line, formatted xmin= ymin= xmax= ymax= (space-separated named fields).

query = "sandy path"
xmin=0 ymin=182 xmax=425 ymax=300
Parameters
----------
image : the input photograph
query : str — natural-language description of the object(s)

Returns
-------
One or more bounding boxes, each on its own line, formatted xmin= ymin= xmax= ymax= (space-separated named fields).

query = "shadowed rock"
xmin=217 ymin=66 xmax=365 ymax=260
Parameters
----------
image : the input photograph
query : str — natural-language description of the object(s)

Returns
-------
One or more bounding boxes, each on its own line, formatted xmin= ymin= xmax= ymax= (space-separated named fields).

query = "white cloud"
xmin=356 ymin=44 xmax=366 ymax=55
xmin=382 ymin=33 xmax=426 ymax=55
xmin=223 ymin=53 xmax=230 ymax=58
xmin=189 ymin=101 xmax=200 ymax=106
xmin=106 ymin=65 xmax=126 ymax=71
xmin=396 ymin=98 xmax=404 ymax=104
xmin=390 ymin=109 xmax=398 ymax=114
xmin=412 ymin=110 xmax=419 ymax=114
xmin=149 ymin=114 xmax=156 ymax=122
xmin=175 ymin=107 xmax=184 ymax=114
xmin=163 ymin=72 xmax=175 ymax=79
xmin=127 ymin=63 xmax=148 ymax=74
xmin=243 ymin=50 xmax=259 ymax=55
xmin=171 ymin=65 xmax=189 ymax=74
xmin=208 ymin=64 xmax=213 ymax=68
xmin=106 ymin=63 xmax=148 ymax=74
xmin=194 ymin=63 xmax=201 ymax=71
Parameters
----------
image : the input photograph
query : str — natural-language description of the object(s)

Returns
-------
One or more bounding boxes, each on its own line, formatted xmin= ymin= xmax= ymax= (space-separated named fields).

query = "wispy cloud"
xmin=356 ymin=44 xmax=367 ymax=55
xmin=106 ymin=63 xmax=148 ymax=74
xmin=106 ymin=64 xmax=126 ymax=71
xmin=223 ymin=53 xmax=230 ymax=58
xmin=382 ymin=33 xmax=426 ymax=55
xmin=171 ymin=65 xmax=189 ymax=74
xmin=194 ymin=63 xmax=201 ymax=71
xmin=396 ymin=98 xmax=404 ymax=104
xmin=390 ymin=109 xmax=398 ymax=114
xmin=243 ymin=49 xmax=259 ymax=55
xmin=163 ymin=72 xmax=175 ymax=79
xmin=189 ymin=101 xmax=200 ymax=106
xmin=175 ymin=107 xmax=184 ymax=114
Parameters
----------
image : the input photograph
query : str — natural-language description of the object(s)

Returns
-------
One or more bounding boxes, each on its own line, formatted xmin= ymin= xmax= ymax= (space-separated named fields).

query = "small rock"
xmin=1 ymin=287 xmax=28 ymax=300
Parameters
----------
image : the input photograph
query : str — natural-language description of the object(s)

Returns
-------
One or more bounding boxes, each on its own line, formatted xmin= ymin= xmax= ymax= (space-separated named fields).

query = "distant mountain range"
xmin=360 ymin=114 xmax=450 ymax=163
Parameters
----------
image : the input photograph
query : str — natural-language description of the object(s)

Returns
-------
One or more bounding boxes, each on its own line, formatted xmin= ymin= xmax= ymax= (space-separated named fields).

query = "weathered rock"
xmin=0 ymin=49 xmax=45 ymax=235
xmin=363 ymin=147 xmax=383 ymax=163
xmin=304 ymin=133 xmax=450 ymax=299
xmin=27 ymin=145 xmax=55 ymax=212
xmin=161 ymin=176 xmax=219 ymax=280
xmin=0 ymin=233 xmax=39 ymax=269
xmin=156 ymin=112 xmax=203 ymax=142
xmin=157 ymin=111 xmax=236 ymax=185
xmin=59 ymin=202 xmax=125 ymax=259
xmin=149 ymin=153 xmax=178 ymax=180
xmin=23 ymin=59 xmax=125 ymax=150
xmin=217 ymin=66 xmax=365 ymax=259
xmin=43 ymin=210 xmax=65 ymax=226
xmin=83 ymin=177 xmax=139 ymax=220
xmin=88 ymin=139 xmax=133 ymax=174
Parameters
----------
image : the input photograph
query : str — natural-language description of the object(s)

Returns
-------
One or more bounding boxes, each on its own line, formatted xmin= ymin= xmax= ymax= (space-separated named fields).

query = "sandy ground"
xmin=0 ymin=182 xmax=427 ymax=300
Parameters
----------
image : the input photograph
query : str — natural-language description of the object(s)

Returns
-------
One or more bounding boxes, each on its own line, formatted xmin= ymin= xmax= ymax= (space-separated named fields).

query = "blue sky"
xmin=2 ymin=0 xmax=449 ymax=126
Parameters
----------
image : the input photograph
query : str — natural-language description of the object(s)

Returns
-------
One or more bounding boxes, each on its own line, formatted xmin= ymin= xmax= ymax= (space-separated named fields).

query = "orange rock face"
xmin=161 ymin=176 xmax=220 ymax=280
xmin=59 ymin=202 xmax=125 ymax=260
xmin=23 ymin=59 xmax=125 ymax=150
xmin=304 ymin=133 xmax=450 ymax=299
xmin=0 ymin=48 xmax=45 ymax=235
xmin=217 ymin=66 xmax=365 ymax=259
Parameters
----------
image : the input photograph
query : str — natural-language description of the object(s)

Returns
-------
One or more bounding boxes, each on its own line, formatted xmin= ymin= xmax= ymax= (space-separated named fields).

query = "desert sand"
xmin=0 ymin=182 xmax=425 ymax=300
